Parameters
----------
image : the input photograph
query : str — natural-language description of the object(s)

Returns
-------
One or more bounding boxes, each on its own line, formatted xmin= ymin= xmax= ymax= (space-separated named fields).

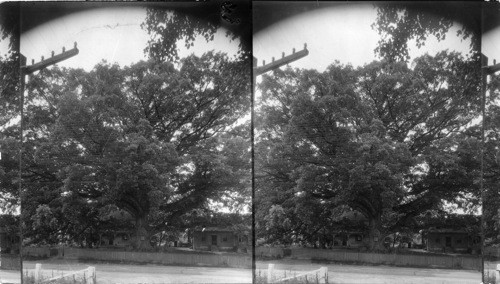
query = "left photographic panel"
xmin=0 ymin=1 xmax=23 ymax=284
xmin=19 ymin=2 xmax=252 ymax=283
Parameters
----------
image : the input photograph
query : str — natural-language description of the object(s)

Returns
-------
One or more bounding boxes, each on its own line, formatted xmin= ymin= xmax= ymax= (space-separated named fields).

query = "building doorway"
xmin=445 ymin=236 xmax=451 ymax=247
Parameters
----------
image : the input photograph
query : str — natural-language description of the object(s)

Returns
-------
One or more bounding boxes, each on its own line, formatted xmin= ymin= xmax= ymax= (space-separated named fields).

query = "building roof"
xmin=195 ymin=227 xmax=234 ymax=233
xmin=424 ymin=228 xmax=474 ymax=234
xmin=340 ymin=211 xmax=368 ymax=222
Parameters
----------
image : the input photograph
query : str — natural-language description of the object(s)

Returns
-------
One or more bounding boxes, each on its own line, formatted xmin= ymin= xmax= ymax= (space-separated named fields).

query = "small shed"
xmin=192 ymin=227 xmax=250 ymax=252
xmin=333 ymin=231 xmax=365 ymax=248
xmin=424 ymin=228 xmax=480 ymax=254
xmin=331 ymin=211 xmax=367 ymax=248
xmin=98 ymin=229 xmax=134 ymax=248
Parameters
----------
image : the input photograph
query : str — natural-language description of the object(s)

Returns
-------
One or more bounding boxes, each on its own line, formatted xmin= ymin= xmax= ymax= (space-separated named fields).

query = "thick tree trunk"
xmin=135 ymin=216 xmax=151 ymax=250
xmin=366 ymin=216 xmax=385 ymax=251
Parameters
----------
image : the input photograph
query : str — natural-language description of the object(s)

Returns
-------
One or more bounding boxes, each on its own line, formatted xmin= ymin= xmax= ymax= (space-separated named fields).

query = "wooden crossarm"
xmin=21 ymin=43 xmax=79 ymax=75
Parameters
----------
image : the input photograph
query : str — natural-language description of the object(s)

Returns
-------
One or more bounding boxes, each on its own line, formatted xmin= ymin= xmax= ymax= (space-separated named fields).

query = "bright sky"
xmin=0 ymin=37 xmax=8 ymax=57
xmin=20 ymin=7 xmax=240 ymax=72
xmin=483 ymin=26 xmax=500 ymax=64
xmin=253 ymin=3 xmax=472 ymax=72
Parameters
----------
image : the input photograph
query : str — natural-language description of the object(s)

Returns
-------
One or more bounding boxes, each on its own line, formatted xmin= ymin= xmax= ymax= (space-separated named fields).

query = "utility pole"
xmin=480 ymin=53 xmax=500 ymax=284
xmin=18 ymin=42 xmax=79 ymax=282
xmin=251 ymin=43 xmax=308 ymax=279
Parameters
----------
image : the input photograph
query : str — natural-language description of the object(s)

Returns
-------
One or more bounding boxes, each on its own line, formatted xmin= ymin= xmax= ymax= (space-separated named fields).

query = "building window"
xmin=239 ymin=236 xmax=242 ymax=243
xmin=473 ymin=237 xmax=480 ymax=244
xmin=456 ymin=238 xmax=462 ymax=244
xmin=201 ymin=235 xmax=206 ymax=242
xmin=435 ymin=238 xmax=440 ymax=243
xmin=223 ymin=235 xmax=228 ymax=242
xmin=356 ymin=235 xmax=362 ymax=241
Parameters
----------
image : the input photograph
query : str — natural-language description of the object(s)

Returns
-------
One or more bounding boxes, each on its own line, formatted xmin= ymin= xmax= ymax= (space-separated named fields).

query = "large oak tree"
xmin=256 ymin=51 xmax=481 ymax=250
xmin=14 ymin=55 xmax=249 ymax=247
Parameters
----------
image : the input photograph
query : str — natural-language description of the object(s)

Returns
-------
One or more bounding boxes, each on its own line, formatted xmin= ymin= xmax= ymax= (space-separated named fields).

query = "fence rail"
xmin=256 ymin=247 xmax=481 ymax=271
xmin=256 ymin=247 xmax=286 ymax=259
xmin=28 ymin=263 xmax=96 ymax=284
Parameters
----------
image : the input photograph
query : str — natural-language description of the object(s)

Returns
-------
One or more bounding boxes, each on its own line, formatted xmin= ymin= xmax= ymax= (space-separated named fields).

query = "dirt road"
xmin=20 ymin=258 xmax=483 ymax=284
xmin=0 ymin=269 xmax=20 ymax=284
xmin=23 ymin=260 xmax=252 ymax=283
xmin=256 ymin=259 xmax=482 ymax=284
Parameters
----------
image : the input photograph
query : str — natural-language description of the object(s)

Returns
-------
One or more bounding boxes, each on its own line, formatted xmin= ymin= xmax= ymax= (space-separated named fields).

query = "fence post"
xmin=34 ymin=263 xmax=42 ymax=283
xmin=320 ymin=267 xmax=328 ymax=284
xmin=495 ymin=264 xmax=500 ymax=284
xmin=267 ymin=263 xmax=275 ymax=283
xmin=89 ymin=266 xmax=96 ymax=284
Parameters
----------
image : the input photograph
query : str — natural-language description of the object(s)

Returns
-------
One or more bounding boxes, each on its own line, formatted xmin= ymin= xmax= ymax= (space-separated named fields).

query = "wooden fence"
xmin=0 ymin=254 xmax=21 ymax=270
xmin=266 ymin=263 xmax=328 ymax=284
xmin=23 ymin=247 xmax=51 ymax=258
xmin=256 ymin=247 xmax=286 ymax=259
xmin=27 ymin=263 xmax=96 ymax=284
xmin=23 ymin=246 xmax=251 ymax=269
xmin=486 ymin=247 xmax=500 ymax=258
xmin=256 ymin=247 xmax=481 ymax=271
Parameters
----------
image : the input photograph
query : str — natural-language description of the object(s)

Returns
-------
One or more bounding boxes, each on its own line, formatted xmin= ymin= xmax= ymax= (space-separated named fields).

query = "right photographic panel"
xmin=253 ymin=2 xmax=485 ymax=283
xmin=483 ymin=2 xmax=500 ymax=283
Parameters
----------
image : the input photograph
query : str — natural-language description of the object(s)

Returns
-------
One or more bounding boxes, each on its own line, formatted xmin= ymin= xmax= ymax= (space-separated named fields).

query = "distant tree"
xmin=0 ymin=3 xmax=21 ymax=212
xmin=417 ymin=211 xmax=480 ymax=237
xmin=484 ymin=74 xmax=500 ymax=246
xmin=0 ymin=51 xmax=20 ymax=129
xmin=0 ymin=2 xmax=19 ymax=52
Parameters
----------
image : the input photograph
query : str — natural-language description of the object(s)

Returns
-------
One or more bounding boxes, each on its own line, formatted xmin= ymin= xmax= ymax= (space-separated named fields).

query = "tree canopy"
xmin=256 ymin=51 xmax=482 ymax=250
xmin=0 ymin=2 xmax=21 ymax=212
xmin=372 ymin=2 xmax=480 ymax=62
xmin=14 ymin=53 xmax=250 ymax=247
xmin=256 ymin=3 xmax=483 ymax=250
xmin=142 ymin=3 xmax=251 ymax=62
xmin=0 ymin=6 xmax=253 ymax=248
xmin=483 ymin=71 xmax=500 ymax=246
xmin=4 ymin=50 xmax=250 ymax=247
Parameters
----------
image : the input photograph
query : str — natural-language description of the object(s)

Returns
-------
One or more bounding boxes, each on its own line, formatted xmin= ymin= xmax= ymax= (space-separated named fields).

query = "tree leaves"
xmin=15 ymin=51 xmax=249 ymax=246
xmin=256 ymin=51 xmax=481 ymax=248
xmin=372 ymin=3 xmax=479 ymax=62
